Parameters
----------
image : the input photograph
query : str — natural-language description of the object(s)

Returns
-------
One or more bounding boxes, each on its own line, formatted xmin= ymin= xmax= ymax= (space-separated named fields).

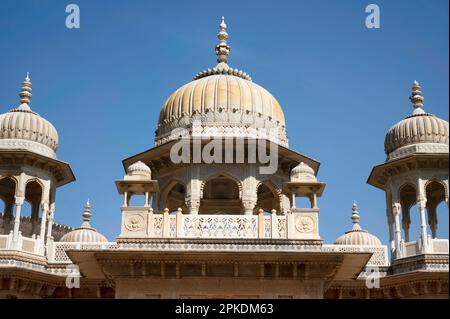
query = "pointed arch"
xmin=425 ymin=180 xmax=448 ymax=239
xmin=199 ymin=172 xmax=242 ymax=214
xmin=0 ymin=176 xmax=17 ymax=234
xmin=200 ymin=171 xmax=242 ymax=200
xmin=159 ymin=179 xmax=187 ymax=213
xmin=256 ymin=180 xmax=281 ymax=214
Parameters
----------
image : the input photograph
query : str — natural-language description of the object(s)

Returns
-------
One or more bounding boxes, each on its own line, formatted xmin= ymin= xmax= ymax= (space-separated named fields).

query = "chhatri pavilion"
xmin=0 ymin=17 xmax=448 ymax=299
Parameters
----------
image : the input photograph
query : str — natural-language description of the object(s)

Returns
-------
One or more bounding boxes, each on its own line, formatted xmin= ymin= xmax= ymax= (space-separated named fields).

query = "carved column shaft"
xmin=13 ymin=196 xmax=25 ymax=241
xmin=417 ymin=198 xmax=428 ymax=242
xmin=386 ymin=208 xmax=395 ymax=253
xmin=46 ymin=203 xmax=55 ymax=240
xmin=392 ymin=203 xmax=402 ymax=257
xmin=39 ymin=203 xmax=49 ymax=241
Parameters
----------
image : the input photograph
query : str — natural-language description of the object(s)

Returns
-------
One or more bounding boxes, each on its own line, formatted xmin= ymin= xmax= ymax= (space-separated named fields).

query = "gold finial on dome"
xmin=18 ymin=72 xmax=32 ymax=110
xmin=409 ymin=80 xmax=425 ymax=115
xmin=215 ymin=16 xmax=230 ymax=63
xmin=351 ymin=201 xmax=361 ymax=231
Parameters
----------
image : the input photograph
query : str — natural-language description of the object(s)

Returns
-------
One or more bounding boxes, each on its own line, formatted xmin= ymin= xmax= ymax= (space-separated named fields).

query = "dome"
xmin=334 ymin=202 xmax=382 ymax=246
xmin=384 ymin=81 xmax=449 ymax=161
xmin=60 ymin=201 xmax=108 ymax=243
xmin=125 ymin=161 xmax=152 ymax=180
xmin=290 ymin=162 xmax=317 ymax=182
xmin=0 ymin=74 xmax=59 ymax=159
xmin=155 ymin=17 xmax=288 ymax=147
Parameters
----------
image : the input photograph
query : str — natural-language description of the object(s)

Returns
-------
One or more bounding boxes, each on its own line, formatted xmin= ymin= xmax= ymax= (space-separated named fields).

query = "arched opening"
xmin=0 ymin=177 xmax=17 ymax=234
xmin=200 ymin=174 xmax=242 ymax=214
xmin=160 ymin=181 xmax=186 ymax=213
xmin=399 ymin=183 xmax=418 ymax=242
xmin=256 ymin=182 xmax=280 ymax=214
xmin=22 ymin=180 xmax=43 ymax=237
xmin=426 ymin=181 xmax=448 ymax=239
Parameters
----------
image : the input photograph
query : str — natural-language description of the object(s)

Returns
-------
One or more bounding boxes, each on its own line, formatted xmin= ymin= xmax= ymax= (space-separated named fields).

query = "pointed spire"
xmin=18 ymin=72 xmax=32 ymax=111
xmin=215 ymin=16 xmax=230 ymax=64
xmin=351 ymin=201 xmax=362 ymax=231
xmin=409 ymin=80 xmax=425 ymax=115
xmin=81 ymin=199 xmax=92 ymax=227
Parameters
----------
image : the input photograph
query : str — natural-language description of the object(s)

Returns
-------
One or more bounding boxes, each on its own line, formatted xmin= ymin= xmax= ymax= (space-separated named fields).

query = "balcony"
xmin=0 ymin=232 xmax=44 ymax=255
xmin=117 ymin=207 xmax=322 ymax=240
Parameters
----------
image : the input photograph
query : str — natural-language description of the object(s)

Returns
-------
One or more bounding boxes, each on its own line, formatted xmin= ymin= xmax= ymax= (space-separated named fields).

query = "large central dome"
xmin=155 ymin=17 xmax=288 ymax=147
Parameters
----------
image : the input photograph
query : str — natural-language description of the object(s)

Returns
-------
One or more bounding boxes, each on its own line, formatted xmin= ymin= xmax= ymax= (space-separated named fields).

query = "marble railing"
xmin=48 ymin=241 xmax=118 ymax=264
xmin=400 ymin=237 xmax=449 ymax=259
xmin=322 ymin=244 xmax=389 ymax=267
xmin=120 ymin=209 xmax=288 ymax=239
xmin=0 ymin=232 xmax=44 ymax=255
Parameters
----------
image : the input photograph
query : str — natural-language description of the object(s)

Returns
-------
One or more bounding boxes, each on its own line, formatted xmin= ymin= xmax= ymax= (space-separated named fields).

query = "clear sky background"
xmin=0 ymin=0 xmax=448 ymax=246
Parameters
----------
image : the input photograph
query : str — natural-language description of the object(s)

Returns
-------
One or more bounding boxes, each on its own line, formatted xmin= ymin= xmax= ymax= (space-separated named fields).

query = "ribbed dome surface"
xmin=155 ymin=17 xmax=288 ymax=147
xmin=158 ymin=74 xmax=285 ymax=127
xmin=290 ymin=162 xmax=317 ymax=182
xmin=60 ymin=227 xmax=108 ymax=243
xmin=60 ymin=201 xmax=107 ymax=243
xmin=384 ymin=113 xmax=448 ymax=155
xmin=384 ymin=81 xmax=449 ymax=158
xmin=334 ymin=203 xmax=382 ymax=246
xmin=0 ymin=108 xmax=59 ymax=150
xmin=0 ymin=74 xmax=59 ymax=158
xmin=334 ymin=229 xmax=382 ymax=246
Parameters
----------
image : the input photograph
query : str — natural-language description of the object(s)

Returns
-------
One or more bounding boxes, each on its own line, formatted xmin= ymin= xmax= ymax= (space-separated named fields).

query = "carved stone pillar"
xmin=46 ymin=203 xmax=55 ymax=240
xmin=39 ymin=202 xmax=49 ymax=241
xmin=392 ymin=203 xmax=402 ymax=258
xmin=386 ymin=209 xmax=395 ymax=253
xmin=417 ymin=197 xmax=428 ymax=242
xmin=242 ymin=199 xmax=256 ymax=215
xmin=13 ymin=196 xmax=25 ymax=241
xmin=186 ymin=199 xmax=200 ymax=215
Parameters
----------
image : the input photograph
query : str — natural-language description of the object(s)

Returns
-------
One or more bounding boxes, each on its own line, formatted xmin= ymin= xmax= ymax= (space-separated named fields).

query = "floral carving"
xmin=125 ymin=214 xmax=145 ymax=232
xmin=295 ymin=216 xmax=314 ymax=233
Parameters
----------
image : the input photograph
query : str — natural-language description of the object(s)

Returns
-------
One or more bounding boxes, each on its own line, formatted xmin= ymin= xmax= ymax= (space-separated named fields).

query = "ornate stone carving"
xmin=295 ymin=216 xmax=314 ymax=233
xmin=124 ymin=215 xmax=145 ymax=232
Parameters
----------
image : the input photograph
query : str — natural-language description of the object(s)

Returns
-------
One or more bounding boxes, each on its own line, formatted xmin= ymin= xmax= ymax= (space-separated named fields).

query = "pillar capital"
xmin=416 ymin=197 xmax=427 ymax=209
xmin=392 ymin=202 xmax=401 ymax=216
xmin=14 ymin=196 xmax=25 ymax=206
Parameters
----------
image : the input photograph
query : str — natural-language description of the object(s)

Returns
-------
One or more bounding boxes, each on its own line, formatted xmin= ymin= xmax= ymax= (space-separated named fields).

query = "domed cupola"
xmin=0 ymin=73 xmax=59 ymax=159
xmin=334 ymin=202 xmax=382 ymax=246
xmin=126 ymin=161 xmax=152 ymax=180
xmin=290 ymin=162 xmax=317 ymax=182
xmin=155 ymin=17 xmax=288 ymax=147
xmin=384 ymin=81 xmax=449 ymax=161
xmin=60 ymin=200 xmax=108 ymax=243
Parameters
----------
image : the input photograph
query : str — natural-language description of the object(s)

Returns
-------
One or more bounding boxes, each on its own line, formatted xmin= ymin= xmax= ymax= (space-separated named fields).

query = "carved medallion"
xmin=295 ymin=216 xmax=314 ymax=233
xmin=125 ymin=214 xmax=145 ymax=232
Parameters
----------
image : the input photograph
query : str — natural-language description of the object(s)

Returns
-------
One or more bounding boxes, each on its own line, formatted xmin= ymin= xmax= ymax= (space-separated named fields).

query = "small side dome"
xmin=290 ymin=162 xmax=317 ymax=182
xmin=60 ymin=200 xmax=107 ymax=243
xmin=334 ymin=202 xmax=382 ymax=246
xmin=384 ymin=81 xmax=449 ymax=161
xmin=125 ymin=161 xmax=152 ymax=180
xmin=0 ymin=74 xmax=59 ymax=159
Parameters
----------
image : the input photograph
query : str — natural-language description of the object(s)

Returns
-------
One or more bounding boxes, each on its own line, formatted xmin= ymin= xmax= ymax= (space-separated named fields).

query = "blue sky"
xmin=0 ymin=0 xmax=448 ymax=245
